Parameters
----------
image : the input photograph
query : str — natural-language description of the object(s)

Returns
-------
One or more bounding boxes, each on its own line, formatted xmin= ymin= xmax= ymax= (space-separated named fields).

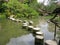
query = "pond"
xmin=38 ymin=22 xmax=54 ymax=40
xmin=0 ymin=18 xmax=59 ymax=45
xmin=0 ymin=19 xmax=29 ymax=45
xmin=6 ymin=34 xmax=35 ymax=45
xmin=6 ymin=20 xmax=55 ymax=45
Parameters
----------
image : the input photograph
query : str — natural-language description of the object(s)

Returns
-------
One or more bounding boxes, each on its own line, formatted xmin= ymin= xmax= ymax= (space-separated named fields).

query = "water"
xmin=39 ymin=22 xmax=54 ymax=40
xmin=6 ymin=22 xmax=54 ymax=45
xmin=6 ymin=34 xmax=35 ymax=45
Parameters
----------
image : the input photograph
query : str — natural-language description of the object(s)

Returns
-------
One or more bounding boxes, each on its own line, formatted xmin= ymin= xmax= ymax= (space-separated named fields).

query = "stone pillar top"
xmin=36 ymin=31 xmax=43 ymax=35
xmin=28 ymin=26 xmax=34 ymax=28
xmin=35 ymin=35 xmax=44 ymax=39
xmin=45 ymin=40 xmax=57 ymax=45
xmin=33 ymin=27 xmax=40 ymax=31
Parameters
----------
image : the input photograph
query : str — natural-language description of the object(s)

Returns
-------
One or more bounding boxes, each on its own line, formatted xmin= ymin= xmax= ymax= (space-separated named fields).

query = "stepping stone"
xmin=35 ymin=35 xmax=44 ymax=39
xmin=29 ymin=20 xmax=33 ymax=25
xmin=28 ymin=26 xmax=34 ymax=31
xmin=33 ymin=27 xmax=40 ymax=32
xmin=15 ymin=19 xmax=22 ymax=22
xmin=11 ymin=18 xmax=16 ymax=21
xmin=36 ymin=31 xmax=43 ymax=36
xmin=32 ymin=27 xmax=40 ymax=36
xmin=35 ymin=35 xmax=44 ymax=45
xmin=45 ymin=40 xmax=57 ymax=45
xmin=10 ymin=15 xmax=15 ymax=18
xmin=22 ymin=23 xmax=28 ymax=29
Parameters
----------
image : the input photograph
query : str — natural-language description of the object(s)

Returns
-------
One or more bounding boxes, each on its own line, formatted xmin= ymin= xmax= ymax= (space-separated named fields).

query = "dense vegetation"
xmin=0 ymin=0 xmax=60 ymax=19
xmin=0 ymin=0 xmax=39 ymax=19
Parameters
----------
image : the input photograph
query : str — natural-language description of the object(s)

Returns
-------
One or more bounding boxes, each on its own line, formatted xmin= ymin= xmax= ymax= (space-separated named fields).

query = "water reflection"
xmin=39 ymin=22 xmax=54 ymax=40
xmin=6 ymin=34 xmax=35 ymax=45
xmin=6 ymin=22 xmax=55 ymax=45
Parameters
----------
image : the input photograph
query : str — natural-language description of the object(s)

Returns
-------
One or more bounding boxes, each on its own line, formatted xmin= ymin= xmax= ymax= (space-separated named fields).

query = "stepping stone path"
xmin=45 ymin=40 xmax=57 ymax=45
xmin=8 ymin=15 xmax=22 ymax=22
xmin=7 ymin=15 xmax=58 ymax=45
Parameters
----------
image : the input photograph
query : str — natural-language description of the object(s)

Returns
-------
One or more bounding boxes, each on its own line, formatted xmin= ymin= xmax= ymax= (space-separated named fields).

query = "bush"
xmin=0 ymin=14 xmax=6 ymax=20
xmin=0 ymin=0 xmax=39 ymax=19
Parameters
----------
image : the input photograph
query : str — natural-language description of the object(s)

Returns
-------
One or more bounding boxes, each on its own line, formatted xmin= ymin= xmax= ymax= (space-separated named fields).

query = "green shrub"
xmin=0 ymin=0 xmax=39 ymax=18
xmin=0 ymin=14 xmax=6 ymax=20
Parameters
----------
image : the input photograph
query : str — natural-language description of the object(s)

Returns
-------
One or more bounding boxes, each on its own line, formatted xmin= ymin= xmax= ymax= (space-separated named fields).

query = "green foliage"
xmin=0 ymin=0 xmax=60 ymax=19
xmin=30 ymin=0 xmax=60 ymax=15
xmin=0 ymin=0 xmax=39 ymax=18
xmin=0 ymin=14 xmax=6 ymax=20
xmin=44 ymin=3 xmax=58 ymax=12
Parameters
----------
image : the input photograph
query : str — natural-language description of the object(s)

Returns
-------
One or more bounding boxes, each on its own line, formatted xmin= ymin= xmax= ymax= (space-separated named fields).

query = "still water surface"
xmin=6 ymin=22 xmax=54 ymax=45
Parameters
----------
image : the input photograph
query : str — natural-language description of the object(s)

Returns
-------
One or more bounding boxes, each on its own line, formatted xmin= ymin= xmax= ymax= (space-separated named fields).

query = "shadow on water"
xmin=6 ymin=20 xmax=55 ymax=45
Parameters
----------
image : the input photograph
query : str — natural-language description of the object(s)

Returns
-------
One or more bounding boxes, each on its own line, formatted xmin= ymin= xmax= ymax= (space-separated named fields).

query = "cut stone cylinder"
xmin=15 ymin=19 xmax=22 ymax=22
xmin=32 ymin=27 xmax=40 ymax=36
xmin=58 ymin=40 xmax=60 ymax=45
xmin=11 ymin=18 xmax=16 ymax=21
xmin=36 ymin=31 xmax=43 ymax=36
xmin=45 ymin=40 xmax=57 ymax=45
xmin=28 ymin=26 xmax=34 ymax=31
xmin=22 ymin=23 xmax=28 ymax=29
xmin=29 ymin=20 xmax=33 ymax=25
xmin=35 ymin=35 xmax=44 ymax=45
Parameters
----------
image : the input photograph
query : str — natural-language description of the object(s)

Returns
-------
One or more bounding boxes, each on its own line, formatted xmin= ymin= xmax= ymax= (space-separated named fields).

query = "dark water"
xmin=6 ymin=22 xmax=54 ymax=45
